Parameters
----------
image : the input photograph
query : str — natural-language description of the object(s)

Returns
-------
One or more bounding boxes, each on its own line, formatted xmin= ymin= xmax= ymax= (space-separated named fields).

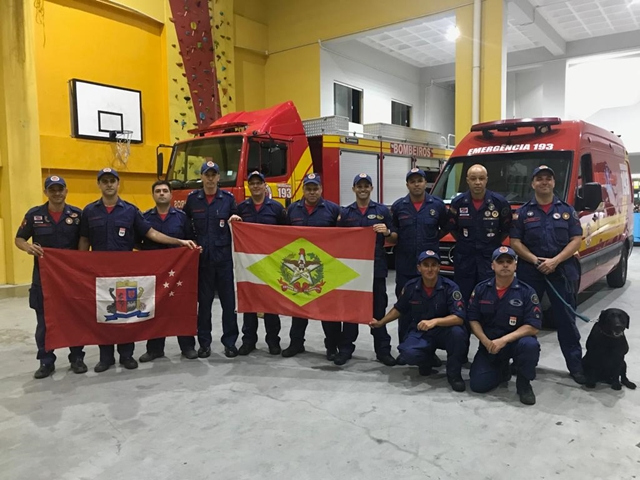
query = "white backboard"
xmin=69 ymin=79 xmax=143 ymax=143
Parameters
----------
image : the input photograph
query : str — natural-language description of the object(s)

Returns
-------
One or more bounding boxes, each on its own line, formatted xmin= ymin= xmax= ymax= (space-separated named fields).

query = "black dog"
xmin=582 ymin=308 xmax=636 ymax=390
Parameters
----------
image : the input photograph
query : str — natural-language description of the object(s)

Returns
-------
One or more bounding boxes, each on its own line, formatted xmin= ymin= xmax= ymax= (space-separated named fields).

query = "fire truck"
xmin=156 ymin=101 xmax=452 ymax=209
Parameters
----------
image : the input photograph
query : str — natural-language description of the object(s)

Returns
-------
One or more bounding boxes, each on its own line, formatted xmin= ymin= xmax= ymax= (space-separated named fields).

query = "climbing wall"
xmin=209 ymin=0 xmax=236 ymax=115
xmin=168 ymin=0 xmax=221 ymax=132
xmin=166 ymin=13 xmax=195 ymax=142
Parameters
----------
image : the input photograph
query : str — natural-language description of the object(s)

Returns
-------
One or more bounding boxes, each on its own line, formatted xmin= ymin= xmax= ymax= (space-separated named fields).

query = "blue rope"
xmin=544 ymin=277 xmax=591 ymax=323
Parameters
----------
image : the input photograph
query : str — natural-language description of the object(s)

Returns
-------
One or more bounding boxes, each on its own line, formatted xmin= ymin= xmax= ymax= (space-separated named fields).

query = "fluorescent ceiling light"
xmin=446 ymin=26 xmax=460 ymax=42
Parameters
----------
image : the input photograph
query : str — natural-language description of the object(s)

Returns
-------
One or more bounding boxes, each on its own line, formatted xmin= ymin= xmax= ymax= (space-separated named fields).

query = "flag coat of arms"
xmin=39 ymin=248 xmax=199 ymax=350
xmin=232 ymin=222 xmax=375 ymax=324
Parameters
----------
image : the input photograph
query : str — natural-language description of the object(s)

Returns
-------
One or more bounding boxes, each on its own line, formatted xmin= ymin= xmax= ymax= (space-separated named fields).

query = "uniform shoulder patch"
xmin=452 ymin=291 xmax=462 ymax=301
xmin=531 ymin=294 xmax=540 ymax=305
xmin=572 ymin=210 xmax=579 ymax=219
xmin=501 ymin=207 xmax=510 ymax=217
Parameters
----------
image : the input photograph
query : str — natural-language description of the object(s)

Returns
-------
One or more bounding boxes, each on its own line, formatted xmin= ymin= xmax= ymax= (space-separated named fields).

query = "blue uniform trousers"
xmin=469 ymin=336 xmax=540 ymax=393
xmin=371 ymin=277 xmax=392 ymax=356
xmin=30 ymin=285 xmax=84 ymax=365
xmin=146 ymin=336 xmax=194 ymax=354
xmin=242 ymin=313 xmax=281 ymax=347
xmin=453 ymin=254 xmax=492 ymax=305
xmin=322 ymin=321 xmax=359 ymax=355
xmin=395 ymin=272 xmax=419 ymax=344
xmin=192 ymin=260 xmax=238 ymax=349
xmin=398 ymin=326 xmax=467 ymax=377
xmin=518 ymin=264 xmax=582 ymax=375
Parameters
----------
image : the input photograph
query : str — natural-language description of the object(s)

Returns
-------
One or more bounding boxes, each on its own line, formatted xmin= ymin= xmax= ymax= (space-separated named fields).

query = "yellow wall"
xmin=35 ymin=0 xmax=167 ymax=210
xmin=234 ymin=6 xmax=267 ymax=113
xmin=1 ymin=0 xmax=46 ymax=284
xmin=265 ymin=44 xmax=320 ymax=119
xmin=455 ymin=5 xmax=473 ymax=143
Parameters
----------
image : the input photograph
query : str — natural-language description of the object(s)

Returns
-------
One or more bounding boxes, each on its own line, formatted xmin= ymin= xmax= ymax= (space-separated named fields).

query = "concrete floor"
xmin=1 ymin=254 xmax=639 ymax=480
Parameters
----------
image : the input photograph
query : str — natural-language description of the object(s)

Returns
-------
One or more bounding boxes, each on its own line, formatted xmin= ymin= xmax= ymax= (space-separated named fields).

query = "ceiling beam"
xmin=509 ymin=0 xmax=566 ymax=56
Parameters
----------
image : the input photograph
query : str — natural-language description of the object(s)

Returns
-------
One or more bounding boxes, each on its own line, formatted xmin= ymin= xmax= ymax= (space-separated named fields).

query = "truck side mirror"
xmin=575 ymin=182 xmax=602 ymax=211
xmin=157 ymin=152 xmax=164 ymax=178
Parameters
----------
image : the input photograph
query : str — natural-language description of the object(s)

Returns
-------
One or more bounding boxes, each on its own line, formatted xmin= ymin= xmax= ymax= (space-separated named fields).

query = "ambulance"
xmin=157 ymin=101 xmax=452 ymax=209
xmin=431 ymin=117 xmax=633 ymax=290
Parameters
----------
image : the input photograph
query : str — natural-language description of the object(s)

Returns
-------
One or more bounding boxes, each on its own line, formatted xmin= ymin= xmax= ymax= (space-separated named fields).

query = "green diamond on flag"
xmin=247 ymin=237 xmax=360 ymax=307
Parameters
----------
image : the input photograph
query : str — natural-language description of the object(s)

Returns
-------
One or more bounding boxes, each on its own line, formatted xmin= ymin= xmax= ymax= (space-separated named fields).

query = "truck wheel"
xmin=606 ymin=245 xmax=628 ymax=288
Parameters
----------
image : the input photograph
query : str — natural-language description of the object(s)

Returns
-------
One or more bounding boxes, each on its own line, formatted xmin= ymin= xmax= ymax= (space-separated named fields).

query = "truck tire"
xmin=606 ymin=245 xmax=628 ymax=288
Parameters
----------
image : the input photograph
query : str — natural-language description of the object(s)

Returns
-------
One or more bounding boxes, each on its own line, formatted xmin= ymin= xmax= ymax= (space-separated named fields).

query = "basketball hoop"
xmin=109 ymin=130 xmax=133 ymax=165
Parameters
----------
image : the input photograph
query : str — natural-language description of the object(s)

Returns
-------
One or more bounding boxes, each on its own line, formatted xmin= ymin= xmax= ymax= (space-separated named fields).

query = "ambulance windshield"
xmin=167 ymin=136 xmax=243 ymax=188
xmin=431 ymin=151 xmax=573 ymax=204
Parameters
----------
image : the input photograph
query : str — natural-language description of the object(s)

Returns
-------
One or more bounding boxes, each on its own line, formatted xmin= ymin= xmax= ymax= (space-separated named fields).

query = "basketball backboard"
xmin=69 ymin=79 xmax=143 ymax=143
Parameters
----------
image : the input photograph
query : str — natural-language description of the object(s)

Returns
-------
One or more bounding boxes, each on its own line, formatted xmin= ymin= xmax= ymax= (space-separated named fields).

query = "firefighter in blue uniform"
xmin=79 ymin=168 xmax=196 ymax=373
xmin=236 ymin=171 xmax=286 ymax=356
xmin=281 ymin=173 xmax=341 ymax=359
xmin=371 ymin=250 xmax=467 ymax=392
xmin=337 ymin=173 xmax=396 ymax=366
xmin=183 ymin=161 xmax=242 ymax=359
xmin=510 ymin=165 xmax=585 ymax=384
xmin=15 ymin=175 xmax=87 ymax=379
xmin=447 ymin=164 xmax=512 ymax=303
xmin=137 ymin=180 xmax=198 ymax=362
xmin=468 ymin=246 xmax=541 ymax=405
xmin=391 ymin=168 xmax=448 ymax=364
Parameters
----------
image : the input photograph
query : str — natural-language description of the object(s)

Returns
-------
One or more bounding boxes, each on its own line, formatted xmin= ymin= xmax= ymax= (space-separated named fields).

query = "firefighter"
xmin=468 ymin=246 xmax=541 ymax=405
xmin=236 ymin=171 xmax=286 ymax=356
xmin=137 ymin=180 xmax=198 ymax=362
xmin=337 ymin=173 xmax=396 ymax=366
xmin=15 ymin=175 xmax=87 ymax=379
xmin=390 ymin=167 xmax=448 ymax=361
xmin=510 ymin=165 xmax=585 ymax=384
xmin=183 ymin=161 xmax=242 ymax=359
xmin=79 ymin=168 xmax=197 ymax=373
xmin=370 ymin=250 xmax=467 ymax=392
xmin=447 ymin=164 xmax=512 ymax=303
xmin=281 ymin=173 xmax=341 ymax=359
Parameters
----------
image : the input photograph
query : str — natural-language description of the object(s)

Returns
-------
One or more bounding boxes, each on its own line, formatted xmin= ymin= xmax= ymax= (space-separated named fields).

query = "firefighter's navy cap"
xmin=303 ymin=173 xmax=321 ymax=185
xmin=44 ymin=175 xmax=66 ymax=189
xmin=201 ymin=161 xmax=220 ymax=174
xmin=531 ymin=165 xmax=555 ymax=179
xmin=492 ymin=246 xmax=517 ymax=262
xmin=97 ymin=168 xmax=119 ymax=180
xmin=406 ymin=167 xmax=427 ymax=181
xmin=417 ymin=250 xmax=440 ymax=263
xmin=353 ymin=173 xmax=373 ymax=186
xmin=247 ymin=170 xmax=265 ymax=182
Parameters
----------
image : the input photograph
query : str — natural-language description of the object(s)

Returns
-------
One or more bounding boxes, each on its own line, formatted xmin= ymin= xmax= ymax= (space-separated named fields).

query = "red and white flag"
xmin=232 ymin=222 xmax=375 ymax=324
xmin=39 ymin=248 xmax=199 ymax=350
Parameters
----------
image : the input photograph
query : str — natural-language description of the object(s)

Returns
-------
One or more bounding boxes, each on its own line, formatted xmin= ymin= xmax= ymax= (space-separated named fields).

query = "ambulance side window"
xmin=575 ymin=154 xmax=594 ymax=211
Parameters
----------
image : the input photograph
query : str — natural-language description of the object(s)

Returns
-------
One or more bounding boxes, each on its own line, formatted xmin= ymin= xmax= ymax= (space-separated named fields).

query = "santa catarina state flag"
xmin=232 ymin=222 xmax=375 ymax=324
xmin=39 ymin=247 xmax=199 ymax=350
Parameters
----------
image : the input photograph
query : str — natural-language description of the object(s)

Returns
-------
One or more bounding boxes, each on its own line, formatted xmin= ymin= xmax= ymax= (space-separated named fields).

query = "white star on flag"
xmin=168 ymin=270 xmax=175 ymax=277
xmin=177 ymin=280 xmax=183 ymax=287
xmin=169 ymin=291 xmax=175 ymax=297
xmin=163 ymin=282 xmax=170 ymax=288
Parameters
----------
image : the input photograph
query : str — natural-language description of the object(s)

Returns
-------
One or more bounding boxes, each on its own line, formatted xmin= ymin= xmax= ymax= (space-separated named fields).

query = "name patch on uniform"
xmin=119 ymin=227 xmax=126 ymax=237
xmin=509 ymin=299 xmax=523 ymax=307
xmin=509 ymin=316 xmax=517 ymax=326
xmin=524 ymin=217 xmax=540 ymax=223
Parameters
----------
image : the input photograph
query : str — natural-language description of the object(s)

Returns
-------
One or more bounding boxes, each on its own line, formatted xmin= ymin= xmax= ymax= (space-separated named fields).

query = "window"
xmin=334 ymin=83 xmax=362 ymax=123
xmin=391 ymin=101 xmax=411 ymax=127
xmin=168 ymin=136 xmax=243 ymax=188
xmin=247 ymin=140 xmax=288 ymax=178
